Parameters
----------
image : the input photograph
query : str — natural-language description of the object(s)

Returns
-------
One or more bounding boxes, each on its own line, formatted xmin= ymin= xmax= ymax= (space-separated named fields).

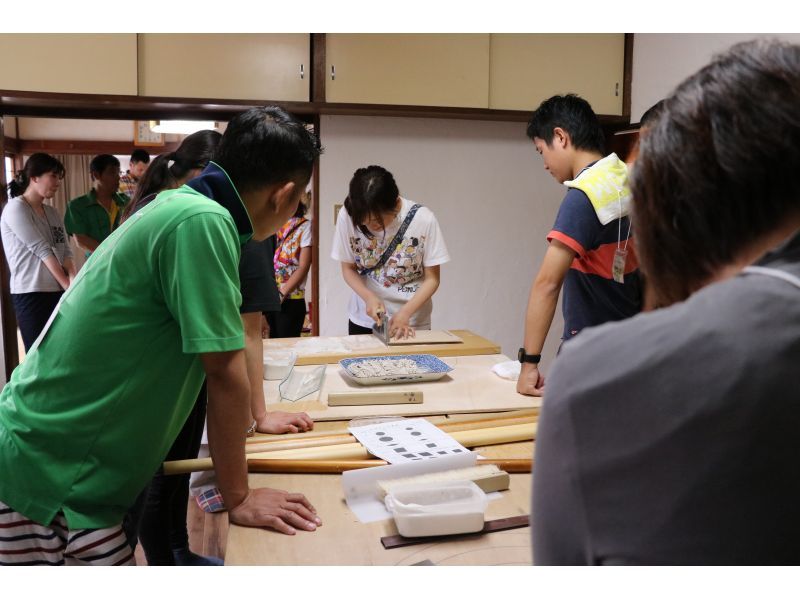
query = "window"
xmin=4 ymin=156 xmax=13 ymax=191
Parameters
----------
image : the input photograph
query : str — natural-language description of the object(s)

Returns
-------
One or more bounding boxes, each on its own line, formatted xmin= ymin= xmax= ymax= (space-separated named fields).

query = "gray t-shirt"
xmin=1 ymin=196 xmax=72 ymax=293
xmin=532 ymin=231 xmax=800 ymax=565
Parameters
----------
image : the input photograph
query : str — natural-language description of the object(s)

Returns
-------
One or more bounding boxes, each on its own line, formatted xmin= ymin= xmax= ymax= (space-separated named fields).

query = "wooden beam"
xmin=0 ymin=89 xmax=317 ymax=122
xmin=2 ymin=136 xmax=20 ymax=154
xmin=16 ymin=138 xmax=180 ymax=156
xmin=0 ymin=89 xmax=628 ymax=126
xmin=310 ymin=33 xmax=326 ymax=103
xmin=0 ymin=115 xmax=20 ymax=381
xmin=311 ymin=114 xmax=320 ymax=336
xmin=623 ymin=33 xmax=634 ymax=121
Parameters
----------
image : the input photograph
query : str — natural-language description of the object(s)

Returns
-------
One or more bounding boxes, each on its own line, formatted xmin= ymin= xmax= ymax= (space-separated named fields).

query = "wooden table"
xmin=227 ymin=333 xmax=533 ymax=565
xmin=263 ymin=330 xmax=500 ymax=366
xmin=262 ymin=354 xmax=539 ymax=421
xmin=225 ymin=438 xmax=533 ymax=566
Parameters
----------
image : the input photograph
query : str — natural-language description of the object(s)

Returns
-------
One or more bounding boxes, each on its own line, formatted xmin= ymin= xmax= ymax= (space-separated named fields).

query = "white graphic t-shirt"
xmin=331 ymin=197 xmax=450 ymax=329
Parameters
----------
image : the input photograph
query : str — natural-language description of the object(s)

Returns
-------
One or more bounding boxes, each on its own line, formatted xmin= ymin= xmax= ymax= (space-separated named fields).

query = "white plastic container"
xmin=262 ymin=350 xmax=297 ymax=381
xmin=384 ymin=480 xmax=488 ymax=537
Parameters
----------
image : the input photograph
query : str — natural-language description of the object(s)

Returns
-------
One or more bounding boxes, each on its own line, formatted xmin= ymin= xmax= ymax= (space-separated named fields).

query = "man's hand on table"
xmin=229 ymin=488 xmax=322 ymax=535
xmin=516 ymin=363 xmax=545 ymax=397
xmin=256 ymin=411 xmax=314 ymax=434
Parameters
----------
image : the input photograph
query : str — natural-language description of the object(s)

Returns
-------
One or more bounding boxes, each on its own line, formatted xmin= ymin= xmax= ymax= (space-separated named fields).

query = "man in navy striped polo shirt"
xmin=516 ymin=94 xmax=642 ymax=397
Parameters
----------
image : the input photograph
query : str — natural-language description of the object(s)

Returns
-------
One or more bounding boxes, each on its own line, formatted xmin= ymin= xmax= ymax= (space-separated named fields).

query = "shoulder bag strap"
xmin=357 ymin=204 xmax=421 ymax=276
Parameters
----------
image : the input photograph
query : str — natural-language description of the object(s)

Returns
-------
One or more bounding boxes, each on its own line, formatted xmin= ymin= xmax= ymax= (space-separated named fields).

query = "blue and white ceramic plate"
xmin=339 ymin=354 xmax=453 ymax=386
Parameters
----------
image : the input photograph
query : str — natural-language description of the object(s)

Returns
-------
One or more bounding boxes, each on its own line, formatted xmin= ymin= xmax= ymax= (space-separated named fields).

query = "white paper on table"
xmin=342 ymin=453 xmax=476 ymax=523
xmin=348 ymin=418 xmax=469 ymax=464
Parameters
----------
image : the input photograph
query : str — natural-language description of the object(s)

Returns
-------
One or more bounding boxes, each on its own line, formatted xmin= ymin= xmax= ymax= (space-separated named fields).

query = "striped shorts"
xmin=0 ymin=501 xmax=134 ymax=566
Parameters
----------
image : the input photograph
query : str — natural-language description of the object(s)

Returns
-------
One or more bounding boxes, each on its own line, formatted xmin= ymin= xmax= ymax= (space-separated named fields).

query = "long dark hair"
xmin=123 ymin=129 xmax=222 ymax=219
xmin=8 ymin=153 xmax=65 ymax=199
xmin=631 ymin=39 xmax=800 ymax=307
xmin=344 ymin=165 xmax=399 ymax=238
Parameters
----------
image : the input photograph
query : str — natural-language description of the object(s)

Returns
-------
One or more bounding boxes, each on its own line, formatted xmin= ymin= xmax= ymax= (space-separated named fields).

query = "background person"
xmin=1 ymin=153 xmax=76 ymax=350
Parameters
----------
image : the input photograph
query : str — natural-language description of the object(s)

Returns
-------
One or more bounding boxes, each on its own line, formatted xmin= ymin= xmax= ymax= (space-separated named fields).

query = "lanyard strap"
xmin=23 ymin=198 xmax=57 ymax=253
xmin=357 ymin=204 xmax=421 ymax=276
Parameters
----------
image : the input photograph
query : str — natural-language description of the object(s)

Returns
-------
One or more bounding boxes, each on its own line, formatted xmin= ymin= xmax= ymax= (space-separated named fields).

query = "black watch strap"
xmin=518 ymin=348 xmax=541 ymax=364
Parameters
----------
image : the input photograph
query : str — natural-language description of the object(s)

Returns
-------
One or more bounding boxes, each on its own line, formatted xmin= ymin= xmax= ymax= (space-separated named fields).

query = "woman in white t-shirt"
xmin=331 ymin=165 xmax=450 ymax=339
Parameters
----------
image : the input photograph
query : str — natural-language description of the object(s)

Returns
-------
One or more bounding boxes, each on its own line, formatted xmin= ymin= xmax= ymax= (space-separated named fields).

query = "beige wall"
xmin=317 ymin=115 xmax=566 ymax=371
xmin=632 ymin=33 xmax=800 ymax=122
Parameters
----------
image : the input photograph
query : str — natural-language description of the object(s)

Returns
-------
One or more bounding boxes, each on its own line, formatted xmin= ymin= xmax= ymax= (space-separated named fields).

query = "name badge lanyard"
xmin=612 ymin=190 xmax=632 ymax=284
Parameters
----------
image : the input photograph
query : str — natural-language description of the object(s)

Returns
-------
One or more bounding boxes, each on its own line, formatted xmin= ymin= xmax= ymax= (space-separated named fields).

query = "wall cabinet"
xmin=0 ymin=34 xmax=137 ymax=95
xmin=137 ymin=34 xmax=309 ymax=102
xmin=325 ymin=34 xmax=491 ymax=108
xmin=489 ymin=34 xmax=625 ymax=115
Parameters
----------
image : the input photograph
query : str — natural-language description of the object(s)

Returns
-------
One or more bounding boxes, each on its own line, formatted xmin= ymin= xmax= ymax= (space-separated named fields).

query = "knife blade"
xmin=372 ymin=310 xmax=390 ymax=345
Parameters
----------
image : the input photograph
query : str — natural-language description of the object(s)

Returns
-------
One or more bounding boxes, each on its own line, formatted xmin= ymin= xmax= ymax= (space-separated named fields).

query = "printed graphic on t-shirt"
xmin=274 ymin=217 xmax=311 ymax=299
xmin=51 ymin=226 xmax=66 ymax=245
xmin=332 ymin=197 xmax=450 ymax=329
xmin=350 ymin=234 xmax=427 ymax=289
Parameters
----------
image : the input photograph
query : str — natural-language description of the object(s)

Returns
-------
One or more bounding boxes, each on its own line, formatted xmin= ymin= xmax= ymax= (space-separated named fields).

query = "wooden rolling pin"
xmin=163 ymin=422 xmax=537 ymax=475
xmin=246 ymin=458 xmax=532 ymax=474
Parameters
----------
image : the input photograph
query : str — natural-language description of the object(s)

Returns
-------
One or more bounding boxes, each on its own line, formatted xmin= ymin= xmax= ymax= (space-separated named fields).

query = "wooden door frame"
xmin=0 ymin=101 xmax=321 ymax=381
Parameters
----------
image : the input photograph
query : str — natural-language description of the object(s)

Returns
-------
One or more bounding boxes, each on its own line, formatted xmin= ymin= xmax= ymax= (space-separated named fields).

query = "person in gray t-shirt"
xmin=1 ymin=153 xmax=75 ymax=350
xmin=533 ymin=40 xmax=800 ymax=565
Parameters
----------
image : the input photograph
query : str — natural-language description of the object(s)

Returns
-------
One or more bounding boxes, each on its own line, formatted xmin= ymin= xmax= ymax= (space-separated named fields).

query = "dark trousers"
xmin=11 ymin=292 xmax=63 ymax=351
xmin=124 ymin=382 xmax=208 ymax=564
xmin=348 ymin=320 xmax=374 ymax=335
xmin=267 ymin=298 xmax=307 ymax=338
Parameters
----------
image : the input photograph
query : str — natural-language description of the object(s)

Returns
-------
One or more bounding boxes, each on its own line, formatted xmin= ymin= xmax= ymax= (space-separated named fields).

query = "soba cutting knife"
xmin=372 ymin=311 xmax=391 ymax=345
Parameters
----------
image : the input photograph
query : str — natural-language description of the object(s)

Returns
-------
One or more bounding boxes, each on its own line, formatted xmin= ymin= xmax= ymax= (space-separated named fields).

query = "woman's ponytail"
xmin=8 ymin=171 xmax=29 ymax=198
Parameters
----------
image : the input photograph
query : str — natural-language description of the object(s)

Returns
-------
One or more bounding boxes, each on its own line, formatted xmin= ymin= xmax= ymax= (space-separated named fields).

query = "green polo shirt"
xmin=64 ymin=189 xmax=129 ymax=254
xmin=0 ymin=185 xmax=244 ymax=529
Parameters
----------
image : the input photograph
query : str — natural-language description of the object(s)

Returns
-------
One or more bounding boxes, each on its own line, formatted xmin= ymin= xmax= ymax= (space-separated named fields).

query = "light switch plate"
xmin=334 ymin=204 xmax=343 ymax=225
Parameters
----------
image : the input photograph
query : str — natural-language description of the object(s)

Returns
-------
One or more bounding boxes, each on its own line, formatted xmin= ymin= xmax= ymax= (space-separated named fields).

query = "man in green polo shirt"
xmin=0 ymin=107 xmax=323 ymax=566
xmin=64 ymin=154 xmax=129 ymax=256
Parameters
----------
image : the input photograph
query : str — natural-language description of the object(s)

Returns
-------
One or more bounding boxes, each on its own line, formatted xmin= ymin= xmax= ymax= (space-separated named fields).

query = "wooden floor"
xmin=133 ymin=499 xmax=230 ymax=566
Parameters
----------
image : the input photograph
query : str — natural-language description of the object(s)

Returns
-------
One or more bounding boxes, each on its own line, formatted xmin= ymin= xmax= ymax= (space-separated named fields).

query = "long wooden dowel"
xmin=244 ymin=414 xmax=538 ymax=455
xmin=246 ymin=458 xmax=532 ymax=474
xmin=244 ymin=408 xmax=541 ymax=444
xmin=163 ymin=422 xmax=537 ymax=475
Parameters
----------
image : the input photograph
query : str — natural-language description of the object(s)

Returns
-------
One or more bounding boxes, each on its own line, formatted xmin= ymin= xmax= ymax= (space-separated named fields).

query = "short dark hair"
xmin=344 ymin=165 xmax=400 ymax=238
xmin=526 ymin=94 xmax=605 ymax=153
xmin=130 ymin=149 xmax=150 ymax=164
xmin=8 ymin=153 xmax=65 ymax=198
xmin=631 ymin=39 xmax=800 ymax=306
xmin=90 ymin=154 xmax=120 ymax=176
xmin=214 ymin=106 xmax=322 ymax=194
xmin=639 ymin=100 xmax=665 ymax=128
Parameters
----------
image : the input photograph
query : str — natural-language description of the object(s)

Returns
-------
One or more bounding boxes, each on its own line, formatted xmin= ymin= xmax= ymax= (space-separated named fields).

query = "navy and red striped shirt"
xmin=548 ymin=187 xmax=642 ymax=340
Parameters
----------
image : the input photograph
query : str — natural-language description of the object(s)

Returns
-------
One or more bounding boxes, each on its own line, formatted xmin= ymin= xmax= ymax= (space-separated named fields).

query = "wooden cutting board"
xmin=387 ymin=330 xmax=464 ymax=345
xmin=263 ymin=354 xmax=539 ymax=421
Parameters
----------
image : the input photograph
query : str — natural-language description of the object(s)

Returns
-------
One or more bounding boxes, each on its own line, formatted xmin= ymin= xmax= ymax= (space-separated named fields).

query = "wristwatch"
xmin=518 ymin=348 xmax=541 ymax=364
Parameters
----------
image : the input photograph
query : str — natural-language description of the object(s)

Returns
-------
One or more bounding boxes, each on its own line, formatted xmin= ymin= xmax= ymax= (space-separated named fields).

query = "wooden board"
xmin=262 ymin=329 xmax=499 ymax=366
xmin=263 ymin=354 xmax=539 ymax=421
xmin=387 ymin=330 xmax=464 ymax=346
xmin=327 ymin=389 xmax=423 ymax=407
xmin=224 ymin=443 xmax=533 ymax=565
